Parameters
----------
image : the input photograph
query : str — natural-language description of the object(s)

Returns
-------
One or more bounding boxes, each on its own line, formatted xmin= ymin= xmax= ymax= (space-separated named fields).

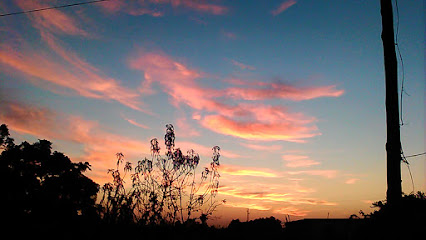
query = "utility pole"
xmin=246 ymin=208 xmax=250 ymax=222
xmin=380 ymin=0 xmax=402 ymax=205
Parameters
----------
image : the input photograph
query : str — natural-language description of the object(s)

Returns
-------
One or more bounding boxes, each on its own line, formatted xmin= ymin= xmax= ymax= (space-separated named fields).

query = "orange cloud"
xmin=271 ymin=0 xmax=297 ymax=16
xmin=287 ymin=170 xmax=339 ymax=179
xmin=282 ymin=154 xmax=320 ymax=168
xmin=201 ymin=115 xmax=319 ymax=142
xmin=226 ymin=202 xmax=271 ymax=211
xmin=0 ymin=101 xmax=150 ymax=185
xmin=219 ymin=185 xmax=336 ymax=206
xmin=220 ymin=164 xmax=280 ymax=178
xmin=273 ymin=206 xmax=309 ymax=217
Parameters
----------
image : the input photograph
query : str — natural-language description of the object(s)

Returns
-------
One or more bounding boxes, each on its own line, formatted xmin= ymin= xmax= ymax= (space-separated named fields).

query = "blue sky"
xmin=0 ymin=0 xmax=424 ymax=224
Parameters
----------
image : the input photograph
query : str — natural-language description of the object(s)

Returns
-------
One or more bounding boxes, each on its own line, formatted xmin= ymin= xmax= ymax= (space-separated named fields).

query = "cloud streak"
xmin=282 ymin=154 xmax=320 ymax=168
xmin=15 ymin=0 xmax=90 ymax=37
xmin=225 ymin=81 xmax=344 ymax=101
xmin=220 ymin=164 xmax=280 ymax=178
xmin=99 ymin=0 xmax=228 ymax=16
xmin=271 ymin=0 xmax=297 ymax=16
xmin=0 ymin=32 xmax=146 ymax=113
xmin=231 ymin=59 xmax=256 ymax=70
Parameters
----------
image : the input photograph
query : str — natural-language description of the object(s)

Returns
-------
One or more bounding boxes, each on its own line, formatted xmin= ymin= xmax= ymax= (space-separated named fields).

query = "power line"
xmin=405 ymin=152 xmax=426 ymax=158
xmin=401 ymin=150 xmax=415 ymax=193
xmin=0 ymin=0 xmax=110 ymax=17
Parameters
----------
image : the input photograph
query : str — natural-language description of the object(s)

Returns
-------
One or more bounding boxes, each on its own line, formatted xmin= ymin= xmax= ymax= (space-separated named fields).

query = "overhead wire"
xmin=405 ymin=152 xmax=426 ymax=158
xmin=0 ymin=0 xmax=110 ymax=17
xmin=394 ymin=0 xmax=416 ymax=194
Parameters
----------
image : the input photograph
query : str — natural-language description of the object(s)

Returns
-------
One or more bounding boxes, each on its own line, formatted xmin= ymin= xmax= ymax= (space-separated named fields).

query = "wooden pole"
xmin=380 ymin=0 xmax=402 ymax=205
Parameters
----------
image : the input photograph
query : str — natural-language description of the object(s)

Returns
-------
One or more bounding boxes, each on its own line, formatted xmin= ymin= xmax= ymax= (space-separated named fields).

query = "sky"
xmin=0 ymin=0 xmax=424 ymax=225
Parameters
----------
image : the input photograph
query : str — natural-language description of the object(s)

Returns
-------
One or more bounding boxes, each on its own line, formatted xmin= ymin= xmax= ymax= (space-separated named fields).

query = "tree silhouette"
xmin=99 ymin=124 xmax=223 ymax=226
xmin=0 ymin=124 xmax=99 ymax=228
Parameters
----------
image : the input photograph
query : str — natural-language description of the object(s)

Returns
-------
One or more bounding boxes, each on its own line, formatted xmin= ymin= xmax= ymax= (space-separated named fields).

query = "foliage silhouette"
xmin=0 ymin=124 xmax=99 ymax=234
xmin=227 ymin=216 xmax=284 ymax=239
xmin=351 ymin=191 xmax=426 ymax=239
xmin=99 ymin=124 xmax=223 ymax=226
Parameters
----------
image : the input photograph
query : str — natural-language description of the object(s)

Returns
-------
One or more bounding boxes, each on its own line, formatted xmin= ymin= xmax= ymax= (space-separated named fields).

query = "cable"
xmin=394 ymin=0 xmax=409 ymax=127
xmin=405 ymin=152 xmax=426 ymax=158
xmin=401 ymin=150 xmax=415 ymax=194
xmin=0 ymin=0 xmax=110 ymax=17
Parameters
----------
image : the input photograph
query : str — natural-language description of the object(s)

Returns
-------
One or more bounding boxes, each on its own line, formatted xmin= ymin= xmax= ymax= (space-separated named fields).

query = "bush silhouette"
xmin=99 ymin=124 xmax=223 ymax=226
xmin=0 ymin=124 xmax=99 ymax=230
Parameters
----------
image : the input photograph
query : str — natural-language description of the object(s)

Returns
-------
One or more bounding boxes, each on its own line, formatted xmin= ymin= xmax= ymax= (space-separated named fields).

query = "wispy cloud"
xmin=240 ymin=143 xmax=282 ymax=151
xmin=282 ymin=154 xmax=320 ymax=168
xmin=99 ymin=0 xmax=228 ymax=16
xmin=287 ymin=170 xmax=339 ymax=179
xmin=345 ymin=178 xmax=360 ymax=184
xmin=15 ymin=0 xmax=90 ymax=37
xmin=225 ymin=202 xmax=271 ymax=211
xmin=225 ymin=81 xmax=344 ymax=101
xmin=219 ymin=185 xmax=336 ymax=206
xmin=231 ymin=59 xmax=256 ymax=70
xmin=175 ymin=116 xmax=201 ymax=137
xmin=273 ymin=206 xmax=310 ymax=217
xmin=0 ymin=33 xmax=146 ymax=113
xmin=201 ymin=114 xmax=319 ymax=142
xmin=271 ymin=0 xmax=297 ymax=16
xmin=222 ymin=30 xmax=237 ymax=40
xmin=220 ymin=164 xmax=280 ymax=178
xmin=123 ymin=117 xmax=150 ymax=129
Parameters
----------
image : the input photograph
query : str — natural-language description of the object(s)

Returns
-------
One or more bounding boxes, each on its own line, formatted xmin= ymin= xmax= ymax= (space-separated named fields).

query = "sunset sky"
xmin=0 ymin=0 xmax=424 ymax=225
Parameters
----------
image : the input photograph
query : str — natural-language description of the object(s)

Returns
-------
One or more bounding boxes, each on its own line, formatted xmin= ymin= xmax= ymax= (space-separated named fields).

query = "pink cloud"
xmin=240 ymin=143 xmax=282 ymax=151
xmin=0 ymin=34 xmax=146 ymax=113
xmin=345 ymin=178 xmax=360 ymax=184
xmin=170 ymin=0 xmax=228 ymax=15
xmin=175 ymin=116 xmax=201 ymax=137
xmin=282 ymin=154 xmax=320 ymax=168
xmin=15 ymin=0 xmax=90 ymax=37
xmin=271 ymin=0 xmax=297 ymax=16
xmin=222 ymin=30 xmax=237 ymax=40
xmin=99 ymin=0 xmax=227 ymax=16
xmin=123 ymin=117 xmax=150 ymax=129
xmin=226 ymin=82 xmax=344 ymax=101
xmin=128 ymin=50 xmax=341 ymax=142
xmin=231 ymin=59 xmax=256 ymax=70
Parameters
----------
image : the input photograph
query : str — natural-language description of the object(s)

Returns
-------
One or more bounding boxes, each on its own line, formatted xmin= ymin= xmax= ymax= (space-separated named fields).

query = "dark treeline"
xmin=1 ymin=123 xmax=424 ymax=239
